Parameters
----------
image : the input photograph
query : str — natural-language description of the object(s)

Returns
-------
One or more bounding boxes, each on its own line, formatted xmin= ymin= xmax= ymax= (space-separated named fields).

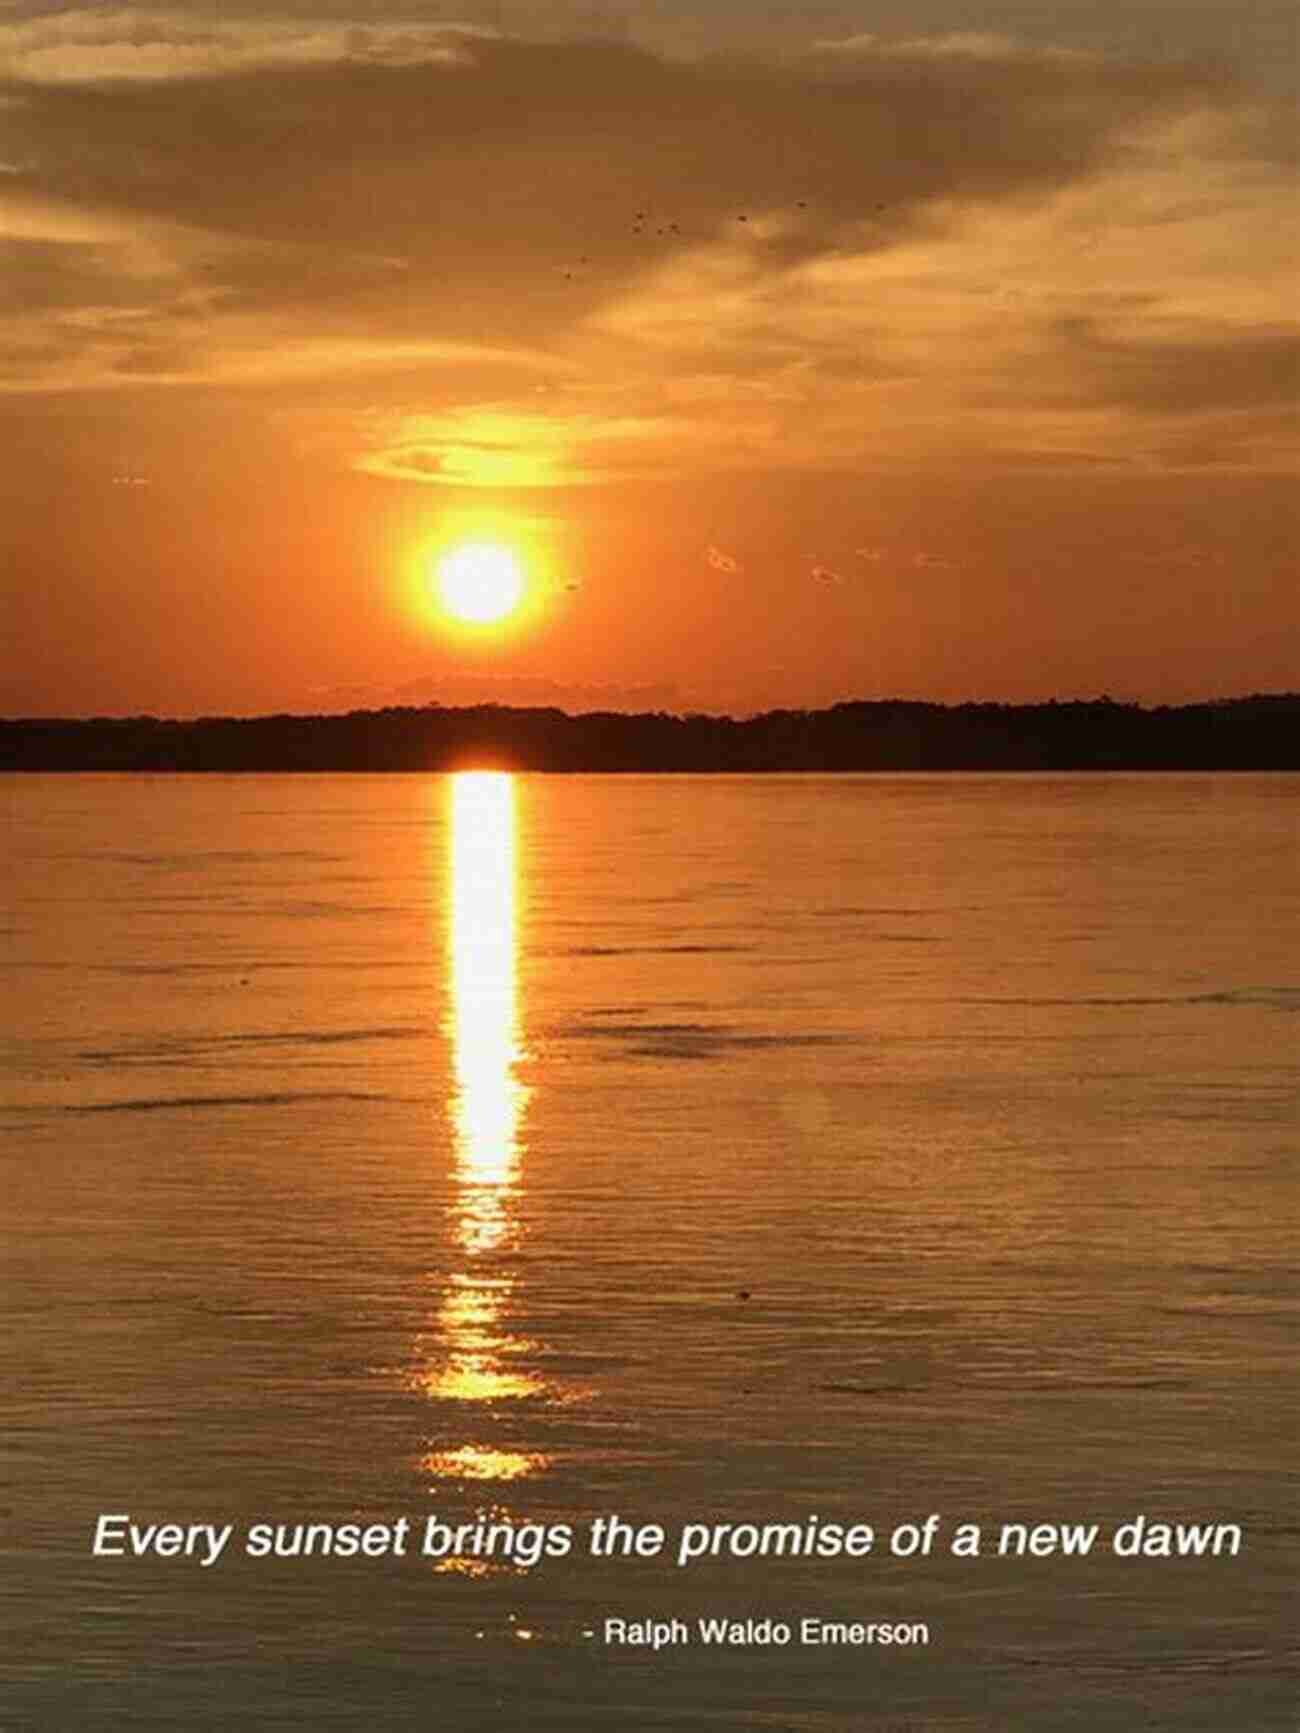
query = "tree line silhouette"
xmin=2 ymin=695 xmax=1297 ymax=773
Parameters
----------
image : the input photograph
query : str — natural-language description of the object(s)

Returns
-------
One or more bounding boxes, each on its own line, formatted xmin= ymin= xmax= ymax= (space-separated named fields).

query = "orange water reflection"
xmin=421 ymin=773 xmax=545 ymax=1480
xmin=422 ymin=1444 xmax=549 ymax=1483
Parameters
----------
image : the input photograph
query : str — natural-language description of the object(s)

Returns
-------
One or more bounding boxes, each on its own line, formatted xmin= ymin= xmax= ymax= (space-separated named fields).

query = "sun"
xmin=435 ymin=542 xmax=525 ymax=625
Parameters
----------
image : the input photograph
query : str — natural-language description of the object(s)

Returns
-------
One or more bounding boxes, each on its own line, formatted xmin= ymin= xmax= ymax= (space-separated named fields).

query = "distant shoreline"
xmin=3 ymin=696 xmax=1298 ymax=773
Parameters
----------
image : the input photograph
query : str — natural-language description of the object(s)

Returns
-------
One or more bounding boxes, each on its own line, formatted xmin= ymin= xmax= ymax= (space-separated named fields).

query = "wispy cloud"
xmin=811 ymin=32 xmax=1096 ymax=64
xmin=356 ymin=406 xmax=690 ymax=488
xmin=0 ymin=10 xmax=486 ymax=84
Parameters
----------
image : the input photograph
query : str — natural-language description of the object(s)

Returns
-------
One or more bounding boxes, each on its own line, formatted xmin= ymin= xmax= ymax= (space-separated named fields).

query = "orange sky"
xmin=1 ymin=6 xmax=1296 ymax=715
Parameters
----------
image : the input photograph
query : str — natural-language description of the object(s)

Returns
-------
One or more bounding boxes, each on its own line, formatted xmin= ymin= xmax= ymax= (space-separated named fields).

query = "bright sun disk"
xmin=436 ymin=542 xmax=525 ymax=625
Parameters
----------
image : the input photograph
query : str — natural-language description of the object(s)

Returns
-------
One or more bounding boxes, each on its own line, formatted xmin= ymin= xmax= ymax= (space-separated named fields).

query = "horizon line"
xmin=6 ymin=691 xmax=1300 ymax=728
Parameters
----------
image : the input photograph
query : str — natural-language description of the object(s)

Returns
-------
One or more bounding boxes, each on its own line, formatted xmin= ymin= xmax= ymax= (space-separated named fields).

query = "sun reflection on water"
xmin=421 ymin=1444 xmax=551 ymax=1483
xmin=421 ymin=772 xmax=545 ymax=1474
xmin=449 ymin=771 xmax=526 ymax=1218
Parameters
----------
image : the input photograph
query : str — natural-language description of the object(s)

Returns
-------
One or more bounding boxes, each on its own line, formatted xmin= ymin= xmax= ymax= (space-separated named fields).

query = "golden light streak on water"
xmin=448 ymin=771 xmax=525 ymax=1238
xmin=421 ymin=1445 xmax=553 ymax=1483
xmin=421 ymin=772 xmax=544 ymax=1454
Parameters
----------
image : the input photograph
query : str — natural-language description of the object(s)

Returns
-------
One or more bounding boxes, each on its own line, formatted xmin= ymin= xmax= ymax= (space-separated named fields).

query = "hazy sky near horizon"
xmin=2 ymin=0 xmax=1296 ymax=716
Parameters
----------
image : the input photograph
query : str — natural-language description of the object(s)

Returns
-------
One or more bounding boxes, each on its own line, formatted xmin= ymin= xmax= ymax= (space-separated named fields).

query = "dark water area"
xmin=2 ymin=773 xmax=1296 ymax=1729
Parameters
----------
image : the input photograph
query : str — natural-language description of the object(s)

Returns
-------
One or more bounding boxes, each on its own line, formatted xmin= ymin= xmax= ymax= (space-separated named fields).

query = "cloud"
xmin=356 ymin=406 xmax=689 ymax=488
xmin=0 ymin=10 xmax=486 ymax=84
xmin=0 ymin=28 xmax=1292 ymax=478
xmin=590 ymin=107 xmax=1297 ymax=474
xmin=1049 ymin=317 xmax=1300 ymax=415
xmin=912 ymin=552 xmax=956 ymax=570
xmin=811 ymin=32 xmax=1095 ymax=64
xmin=0 ymin=180 xmax=580 ymax=391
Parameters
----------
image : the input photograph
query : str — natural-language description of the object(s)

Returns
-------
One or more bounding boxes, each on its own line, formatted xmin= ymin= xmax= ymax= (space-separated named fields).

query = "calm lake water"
xmin=2 ymin=774 xmax=1296 ymax=1730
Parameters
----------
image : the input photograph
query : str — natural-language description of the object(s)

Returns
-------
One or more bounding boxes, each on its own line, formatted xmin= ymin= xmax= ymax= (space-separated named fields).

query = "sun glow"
xmin=403 ymin=509 xmax=571 ymax=643
xmin=435 ymin=542 xmax=525 ymax=625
